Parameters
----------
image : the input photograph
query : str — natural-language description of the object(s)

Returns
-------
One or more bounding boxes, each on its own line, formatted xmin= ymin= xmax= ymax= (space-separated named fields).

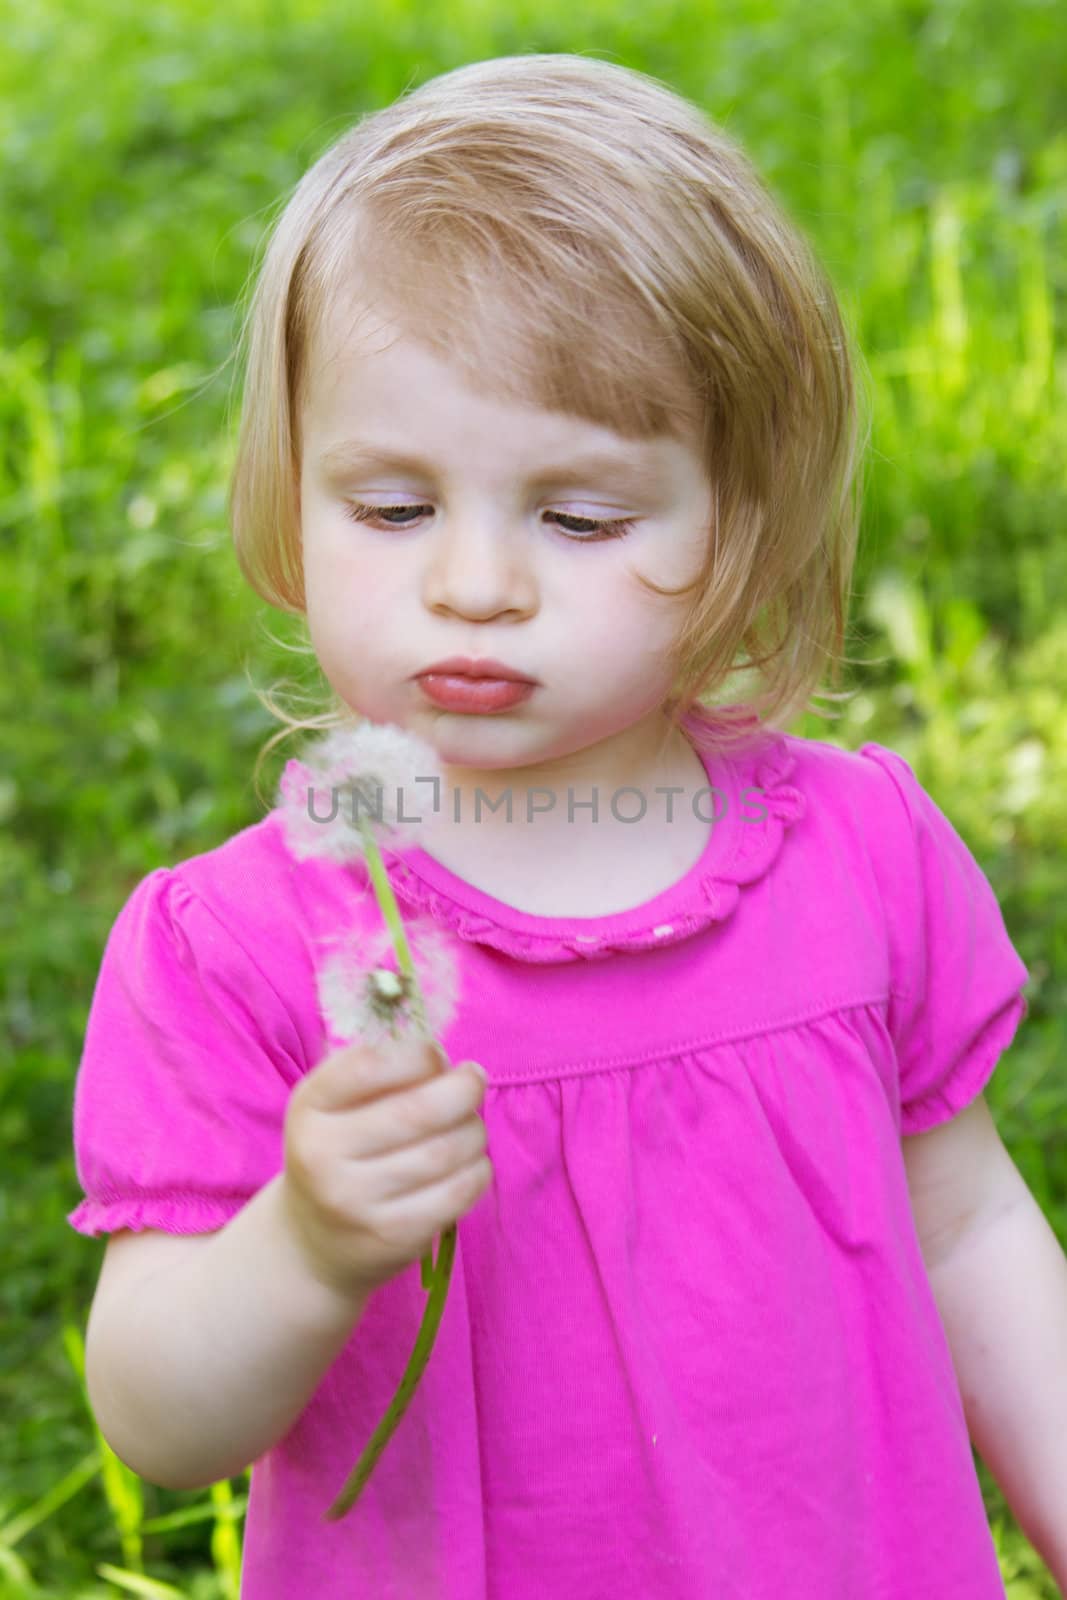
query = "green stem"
xmin=323 ymin=1221 xmax=457 ymax=1521
xmin=357 ymin=818 xmax=436 ymax=1290
xmin=322 ymin=814 xmax=456 ymax=1522
xmin=358 ymin=818 xmax=427 ymax=1033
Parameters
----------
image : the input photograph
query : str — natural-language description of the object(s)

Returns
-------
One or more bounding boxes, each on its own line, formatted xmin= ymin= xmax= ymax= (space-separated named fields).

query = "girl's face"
xmin=298 ymin=297 xmax=714 ymax=799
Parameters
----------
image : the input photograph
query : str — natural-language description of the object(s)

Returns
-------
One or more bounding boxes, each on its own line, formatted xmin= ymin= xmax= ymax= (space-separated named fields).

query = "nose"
xmin=422 ymin=511 xmax=538 ymax=622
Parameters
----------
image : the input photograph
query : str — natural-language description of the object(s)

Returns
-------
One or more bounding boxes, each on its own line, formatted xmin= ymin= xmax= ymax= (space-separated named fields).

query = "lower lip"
xmin=416 ymin=674 xmax=536 ymax=712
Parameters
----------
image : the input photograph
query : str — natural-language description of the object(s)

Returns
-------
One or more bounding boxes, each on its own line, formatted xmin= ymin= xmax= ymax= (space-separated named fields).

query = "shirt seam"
xmin=74 ymin=1186 xmax=253 ymax=1204
xmin=486 ymin=988 xmax=893 ymax=1081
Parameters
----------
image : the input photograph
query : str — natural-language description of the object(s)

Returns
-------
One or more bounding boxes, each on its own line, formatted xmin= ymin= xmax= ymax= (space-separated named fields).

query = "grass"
xmin=1 ymin=0 xmax=1065 ymax=1592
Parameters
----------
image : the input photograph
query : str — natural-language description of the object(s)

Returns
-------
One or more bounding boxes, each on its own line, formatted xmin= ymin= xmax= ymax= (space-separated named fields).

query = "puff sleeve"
xmin=67 ymin=866 xmax=308 ymax=1237
xmin=858 ymin=743 xmax=1030 ymax=1136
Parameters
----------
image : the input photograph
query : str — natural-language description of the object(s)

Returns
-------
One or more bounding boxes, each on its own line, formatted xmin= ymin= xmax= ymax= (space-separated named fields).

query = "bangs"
xmin=299 ymin=200 xmax=707 ymax=453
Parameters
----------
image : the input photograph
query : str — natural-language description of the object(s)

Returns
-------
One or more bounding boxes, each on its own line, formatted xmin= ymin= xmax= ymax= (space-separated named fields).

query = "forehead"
xmin=304 ymin=295 xmax=433 ymax=411
xmin=308 ymin=322 xmax=695 ymax=502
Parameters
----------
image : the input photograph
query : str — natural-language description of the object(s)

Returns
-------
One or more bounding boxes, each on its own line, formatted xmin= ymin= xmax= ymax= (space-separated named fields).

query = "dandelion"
xmin=277 ymin=721 xmax=443 ymax=864
xmin=316 ymin=920 xmax=459 ymax=1048
xmin=275 ymin=718 xmax=465 ymax=1522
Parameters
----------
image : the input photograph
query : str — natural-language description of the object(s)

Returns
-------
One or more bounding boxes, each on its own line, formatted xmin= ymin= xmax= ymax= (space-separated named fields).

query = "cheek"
xmin=606 ymin=566 xmax=692 ymax=648
xmin=576 ymin=601 xmax=679 ymax=691
xmin=303 ymin=527 xmax=385 ymax=627
xmin=303 ymin=557 xmax=345 ymax=644
xmin=302 ymin=546 xmax=363 ymax=660
xmin=307 ymin=588 xmax=382 ymax=672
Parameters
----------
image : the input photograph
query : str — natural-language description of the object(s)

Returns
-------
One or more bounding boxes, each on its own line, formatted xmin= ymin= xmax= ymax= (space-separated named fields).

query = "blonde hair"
xmin=228 ymin=52 xmax=873 ymax=796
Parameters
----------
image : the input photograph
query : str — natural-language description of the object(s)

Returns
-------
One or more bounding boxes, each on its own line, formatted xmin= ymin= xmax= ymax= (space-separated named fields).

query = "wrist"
xmin=269 ymin=1174 xmax=375 ymax=1324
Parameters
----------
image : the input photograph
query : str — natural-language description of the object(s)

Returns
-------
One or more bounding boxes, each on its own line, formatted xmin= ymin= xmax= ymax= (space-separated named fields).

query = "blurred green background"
xmin=2 ymin=0 xmax=1065 ymax=1593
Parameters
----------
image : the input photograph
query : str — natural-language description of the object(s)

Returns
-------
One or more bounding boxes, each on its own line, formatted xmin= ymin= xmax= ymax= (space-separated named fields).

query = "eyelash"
xmin=341 ymin=501 xmax=636 ymax=542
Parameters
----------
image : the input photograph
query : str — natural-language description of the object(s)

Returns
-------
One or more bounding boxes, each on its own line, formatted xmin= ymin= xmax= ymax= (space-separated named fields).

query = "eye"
xmin=549 ymin=512 xmax=635 ymax=541
xmin=342 ymin=502 xmax=635 ymax=542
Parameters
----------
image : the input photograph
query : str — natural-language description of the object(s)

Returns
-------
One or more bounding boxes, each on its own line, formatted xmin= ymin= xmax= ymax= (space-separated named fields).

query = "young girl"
xmin=68 ymin=53 xmax=1042 ymax=1599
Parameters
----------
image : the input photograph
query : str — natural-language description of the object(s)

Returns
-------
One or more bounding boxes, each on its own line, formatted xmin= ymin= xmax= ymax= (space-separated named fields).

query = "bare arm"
xmin=85 ymin=1173 xmax=371 ymax=1491
xmin=922 ymin=1185 xmax=1067 ymax=1591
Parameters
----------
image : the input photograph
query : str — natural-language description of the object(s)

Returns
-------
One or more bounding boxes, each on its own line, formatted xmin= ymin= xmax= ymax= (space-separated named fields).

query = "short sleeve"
xmin=67 ymin=866 xmax=307 ymax=1238
xmin=858 ymin=743 xmax=1030 ymax=1136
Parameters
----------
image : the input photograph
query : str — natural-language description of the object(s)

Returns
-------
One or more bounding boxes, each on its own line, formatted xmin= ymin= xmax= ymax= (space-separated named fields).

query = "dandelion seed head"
xmin=275 ymin=720 xmax=445 ymax=863
xmin=316 ymin=919 xmax=460 ymax=1048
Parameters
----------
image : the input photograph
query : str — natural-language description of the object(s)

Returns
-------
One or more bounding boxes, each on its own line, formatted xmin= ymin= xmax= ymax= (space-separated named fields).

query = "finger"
xmin=374 ymin=1148 xmax=494 ymax=1219
xmin=336 ymin=1063 xmax=488 ymax=1161
xmin=368 ymin=1114 xmax=489 ymax=1203
xmin=299 ymin=1037 xmax=451 ymax=1113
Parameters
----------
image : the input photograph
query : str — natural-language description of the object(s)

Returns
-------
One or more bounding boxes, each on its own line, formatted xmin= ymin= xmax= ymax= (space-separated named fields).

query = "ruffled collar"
xmin=373 ymin=709 xmax=806 ymax=964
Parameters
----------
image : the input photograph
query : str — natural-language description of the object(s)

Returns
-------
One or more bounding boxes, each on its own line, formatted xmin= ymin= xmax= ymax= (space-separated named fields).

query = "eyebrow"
xmin=316 ymin=441 xmax=667 ymax=494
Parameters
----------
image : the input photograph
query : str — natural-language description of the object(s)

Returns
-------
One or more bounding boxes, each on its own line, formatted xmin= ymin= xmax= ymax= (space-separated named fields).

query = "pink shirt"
xmin=68 ymin=709 xmax=1027 ymax=1598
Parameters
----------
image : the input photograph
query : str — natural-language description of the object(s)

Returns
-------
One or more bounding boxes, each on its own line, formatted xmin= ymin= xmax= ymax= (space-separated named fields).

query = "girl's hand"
xmin=280 ymin=1038 xmax=492 ymax=1301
